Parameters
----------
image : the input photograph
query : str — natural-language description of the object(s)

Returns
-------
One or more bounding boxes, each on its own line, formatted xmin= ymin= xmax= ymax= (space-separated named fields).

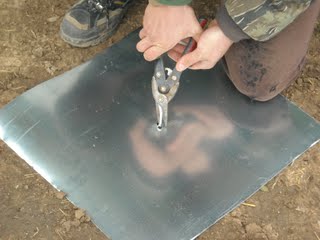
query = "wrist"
xmin=209 ymin=20 xmax=234 ymax=45
xmin=149 ymin=0 xmax=163 ymax=7
xmin=215 ymin=5 xmax=250 ymax=42
xmin=148 ymin=0 xmax=192 ymax=6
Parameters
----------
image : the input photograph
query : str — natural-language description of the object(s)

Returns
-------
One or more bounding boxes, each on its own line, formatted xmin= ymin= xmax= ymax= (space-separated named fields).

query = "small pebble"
xmin=245 ymin=222 xmax=262 ymax=235
xmin=62 ymin=220 xmax=71 ymax=232
xmin=84 ymin=215 xmax=91 ymax=223
xmin=71 ymin=219 xmax=81 ymax=227
xmin=263 ymin=224 xmax=279 ymax=240
xmin=75 ymin=209 xmax=85 ymax=220
xmin=230 ymin=208 xmax=241 ymax=218
xmin=55 ymin=191 xmax=66 ymax=200
xmin=32 ymin=47 xmax=44 ymax=58
xmin=260 ymin=185 xmax=269 ymax=192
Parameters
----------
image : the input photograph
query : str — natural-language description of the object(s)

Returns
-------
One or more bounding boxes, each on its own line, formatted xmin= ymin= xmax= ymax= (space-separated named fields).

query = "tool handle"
xmin=181 ymin=18 xmax=208 ymax=56
xmin=168 ymin=18 xmax=208 ymax=82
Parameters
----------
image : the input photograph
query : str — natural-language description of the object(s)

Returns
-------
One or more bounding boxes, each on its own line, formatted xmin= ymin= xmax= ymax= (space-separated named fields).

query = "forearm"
xmin=216 ymin=0 xmax=313 ymax=42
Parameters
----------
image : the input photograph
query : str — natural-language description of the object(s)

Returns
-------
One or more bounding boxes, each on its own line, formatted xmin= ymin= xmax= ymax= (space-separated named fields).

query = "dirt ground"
xmin=0 ymin=0 xmax=320 ymax=239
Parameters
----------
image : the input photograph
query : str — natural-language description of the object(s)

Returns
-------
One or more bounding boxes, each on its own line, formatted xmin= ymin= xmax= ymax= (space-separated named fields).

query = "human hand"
xmin=168 ymin=20 xmax=233 ymax=71
xmin=136 ymin=3 xmax=202 ymax=61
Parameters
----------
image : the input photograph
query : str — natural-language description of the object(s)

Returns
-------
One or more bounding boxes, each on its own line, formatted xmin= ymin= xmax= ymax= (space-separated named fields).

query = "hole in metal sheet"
xmin=165 ymin=67 xmax=173 ymax=78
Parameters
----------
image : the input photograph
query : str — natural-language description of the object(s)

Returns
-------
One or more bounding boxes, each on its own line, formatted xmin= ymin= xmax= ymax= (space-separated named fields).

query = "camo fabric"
xmin=224 ymin=0 xmax=312 ymax=41
xmin=150 ymin=0 xmax=313 ymax=41
xmin=149 ymin=0 xmax=192 ymax=6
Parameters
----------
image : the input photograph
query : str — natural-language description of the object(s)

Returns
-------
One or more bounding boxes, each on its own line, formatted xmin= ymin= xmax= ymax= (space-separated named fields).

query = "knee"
xmin=229 ymin=64 xmax=304 ymax=102
xmin=252 ymin=92 xmax=279 ymax=102
xmin=241 ymin=89 xmax=280 ymax=102
xmin=231 ymin=78 xmax=282 ymax=102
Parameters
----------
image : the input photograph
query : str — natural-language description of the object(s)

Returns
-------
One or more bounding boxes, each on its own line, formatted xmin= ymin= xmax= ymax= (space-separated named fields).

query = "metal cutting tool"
xmin=152 ymin=18 xmax=208 ymax=130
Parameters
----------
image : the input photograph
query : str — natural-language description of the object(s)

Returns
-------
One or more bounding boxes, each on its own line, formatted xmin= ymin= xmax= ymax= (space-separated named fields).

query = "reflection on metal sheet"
xmin=0 ymin=31 xmax=319 ymax=240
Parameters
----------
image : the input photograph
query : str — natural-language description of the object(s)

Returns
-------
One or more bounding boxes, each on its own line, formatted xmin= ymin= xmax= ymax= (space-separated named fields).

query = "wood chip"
xmin=55 ymin=229 xmax=64 ymax=240
xmin=242 ymin=202 xmax=256 ymax=208
xmin=24 ymin=173 xmax=37 ymax=178
xmin=59 ymin=208 xmax=69 ymax=216
xmin=32 ymin=227 xmax=39 ymax=238
xmin=47 ymin=16 xmax=59 ymax=23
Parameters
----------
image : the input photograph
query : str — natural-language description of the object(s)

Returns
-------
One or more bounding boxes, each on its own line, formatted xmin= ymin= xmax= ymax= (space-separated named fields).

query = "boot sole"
xmin=60 ymin=27 xmax=118 ymax=48
xmin=60 ymin=4 xmax=131 ymax=48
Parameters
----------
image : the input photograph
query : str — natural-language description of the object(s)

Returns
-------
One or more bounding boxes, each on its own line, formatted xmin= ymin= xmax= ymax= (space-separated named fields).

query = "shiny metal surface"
xmin=0 ymin=31 xmax=319 ymax=240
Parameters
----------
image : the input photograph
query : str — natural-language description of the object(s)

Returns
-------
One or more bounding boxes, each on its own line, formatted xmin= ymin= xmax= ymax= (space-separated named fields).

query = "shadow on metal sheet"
xmin=0 ymin=30 xmax=319 ymax=240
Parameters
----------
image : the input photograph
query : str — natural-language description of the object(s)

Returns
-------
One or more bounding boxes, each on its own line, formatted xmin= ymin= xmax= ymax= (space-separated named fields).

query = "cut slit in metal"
xmin=157 ymin=104 xmax=164 ymax=130
xmin=0 ymin=30 xmax=319 ymax=240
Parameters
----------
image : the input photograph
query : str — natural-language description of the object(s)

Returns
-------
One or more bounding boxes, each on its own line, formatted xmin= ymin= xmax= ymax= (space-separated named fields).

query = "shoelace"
xmin=88 ymin=0 xmax=112 ymax=13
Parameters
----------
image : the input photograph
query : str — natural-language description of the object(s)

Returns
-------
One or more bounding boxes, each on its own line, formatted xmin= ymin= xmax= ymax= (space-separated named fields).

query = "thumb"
xmin=176 ymin=49 xmax=202 ymax=72
xmin=192 ymin=32 xmax=202 ymax=43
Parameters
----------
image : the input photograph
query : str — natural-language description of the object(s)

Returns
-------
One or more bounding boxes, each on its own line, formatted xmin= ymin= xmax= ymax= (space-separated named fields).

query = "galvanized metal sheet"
xmin=0 ymin=31 xmax=319 ymax=240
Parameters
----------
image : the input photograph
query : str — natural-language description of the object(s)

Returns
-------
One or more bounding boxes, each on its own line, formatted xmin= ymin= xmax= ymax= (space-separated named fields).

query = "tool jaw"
xmin=152 ymin=57 xmax=181 ymax=130
xmin=152 ymin=76 xmax=168 ymax=129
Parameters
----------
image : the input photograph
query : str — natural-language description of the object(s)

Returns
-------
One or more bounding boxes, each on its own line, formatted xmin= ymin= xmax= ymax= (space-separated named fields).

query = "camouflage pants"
xmin=223 ymin=0 xmax=320 ymax=101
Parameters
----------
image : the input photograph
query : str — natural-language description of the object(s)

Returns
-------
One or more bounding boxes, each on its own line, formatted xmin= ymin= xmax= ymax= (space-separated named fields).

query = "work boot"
xmin=60 ymin=0 xmax=131 ymax=48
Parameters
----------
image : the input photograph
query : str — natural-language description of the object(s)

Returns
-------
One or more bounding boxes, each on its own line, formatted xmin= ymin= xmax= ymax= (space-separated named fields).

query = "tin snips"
xmin=152 ymin=18 xmax=208 ymax=130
